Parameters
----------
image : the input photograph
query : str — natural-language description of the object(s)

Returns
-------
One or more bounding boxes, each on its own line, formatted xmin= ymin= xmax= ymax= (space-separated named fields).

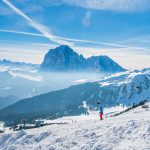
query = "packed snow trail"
xmin=0 ymin=104 xmax=150 ymax=150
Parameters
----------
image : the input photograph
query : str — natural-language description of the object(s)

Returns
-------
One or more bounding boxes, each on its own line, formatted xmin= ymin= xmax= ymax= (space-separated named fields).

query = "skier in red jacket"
xmin=99 ymin=107 xmax=103 ymax=120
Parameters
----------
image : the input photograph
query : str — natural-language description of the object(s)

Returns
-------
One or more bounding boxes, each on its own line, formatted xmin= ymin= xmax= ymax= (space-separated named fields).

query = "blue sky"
xmin=0 ymin=0 xmax=150 ymax=69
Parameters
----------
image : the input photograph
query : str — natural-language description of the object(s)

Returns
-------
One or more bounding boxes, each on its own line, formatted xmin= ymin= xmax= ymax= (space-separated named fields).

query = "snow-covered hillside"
xmin=0 ymin=103 xmax=150 ymax=150
xmin=0 ymin=68 xmax=149 ymax=122
xmin=96 ymin=68 xmax=150 ymax=106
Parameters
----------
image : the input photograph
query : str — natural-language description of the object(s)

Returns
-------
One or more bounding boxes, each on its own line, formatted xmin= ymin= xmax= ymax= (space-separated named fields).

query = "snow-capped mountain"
xmin=97 ymin=68 xmax=150 ymax=106
xmin=40 ymin=45 xmax=125 ymax=73
xmin=0 ymin=68 xmax=149 ymax=122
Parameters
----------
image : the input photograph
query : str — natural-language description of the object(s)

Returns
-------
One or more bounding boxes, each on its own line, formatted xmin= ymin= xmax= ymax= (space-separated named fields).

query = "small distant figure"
xmin=82 ymin=101 xmax=90 ymax=115
xmin=99 ymin=107 xmax=103 ymax=120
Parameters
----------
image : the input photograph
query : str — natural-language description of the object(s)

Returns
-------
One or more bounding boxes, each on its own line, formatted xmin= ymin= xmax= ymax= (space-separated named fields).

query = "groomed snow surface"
xmin=0 ymin=103 xmax=150 ymax=150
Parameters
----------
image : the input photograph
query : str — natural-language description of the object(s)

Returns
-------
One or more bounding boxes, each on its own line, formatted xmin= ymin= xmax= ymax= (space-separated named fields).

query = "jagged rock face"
xmin=87 ymin=56 xmax=124 ymax=72
xmin=40 ymin=45 xmax=125 ymax=73
xmin=40 ymin=45 xmax=86 ymax=71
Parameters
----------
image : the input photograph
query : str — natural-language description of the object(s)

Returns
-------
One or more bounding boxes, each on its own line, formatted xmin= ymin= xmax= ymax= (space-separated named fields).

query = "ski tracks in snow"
xmin=0 ymin=106 xmax=150 ymax=150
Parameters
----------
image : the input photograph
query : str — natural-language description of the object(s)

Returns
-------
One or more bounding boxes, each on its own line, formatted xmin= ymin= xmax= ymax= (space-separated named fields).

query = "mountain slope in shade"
xmin=0 ymin=82 xmax=99 ymax=121
xmin=40 ymin=45 xmax=125 ymax=73
xmin=0 ymin=68 xmax=149 ymax=122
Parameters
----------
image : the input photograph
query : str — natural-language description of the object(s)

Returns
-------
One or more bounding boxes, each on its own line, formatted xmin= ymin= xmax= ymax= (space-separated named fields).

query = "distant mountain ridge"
xmin=0 ymin=59 xmax=39 ymax=69
xmin=40 ymin=45 xmax=125 ymax=73
xmin=0 ymin=45 xmax=125 ymax=73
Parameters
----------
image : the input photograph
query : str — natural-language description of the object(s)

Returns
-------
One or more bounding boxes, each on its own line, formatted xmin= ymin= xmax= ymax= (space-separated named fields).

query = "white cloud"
xmin=58 ymin=36 xmax=150 ymax=51
xmin=0 ymin=29 xmax=44 ymax=37
xmin=9 ymin=0 xmax=150 ymax=13
xmin=1 ymin=29 xmax=150 ymax=52
xmin=61 ymin=0 xmax=150 ymax=12
xmin=1 ymin=0 xmax=73 ymax=45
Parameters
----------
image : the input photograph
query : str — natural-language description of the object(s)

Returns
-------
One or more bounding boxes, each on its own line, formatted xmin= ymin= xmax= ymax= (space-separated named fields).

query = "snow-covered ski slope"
xmin=0 ymin=103 xmax=150 ymax=150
